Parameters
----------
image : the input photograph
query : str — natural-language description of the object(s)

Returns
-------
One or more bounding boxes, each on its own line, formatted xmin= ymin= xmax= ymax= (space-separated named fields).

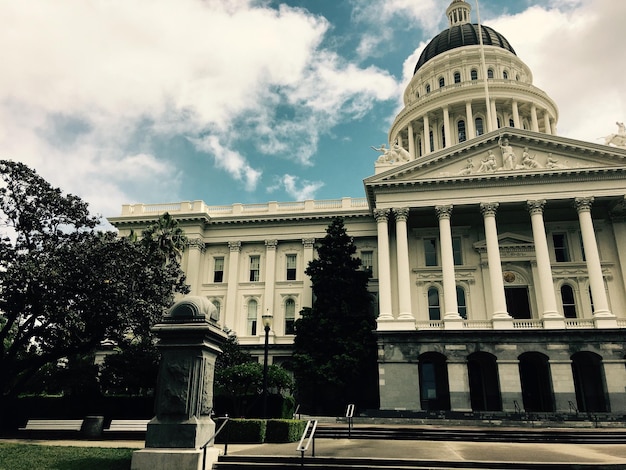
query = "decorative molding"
xmin=480 ymin=202 xmax=499 ymax=217
xmin=265 ymin=239 xmax=278 ymax=250
xmin=435 ymin=204 xmax=453 ymax=220
xmin=526 ymin=199 xmax=546 ymax=215
xmin=374 ymin=208 xmax=390 ymax=223
xmin=187 ymin=238 xmax=206 ymax=252
xmin=302 ymin=238 xmax=315 ymax=248
xmin=574 ymin=196 xmax=594 ymax=213
xmin=393 ymin=207 xmax=409 ymax=222
xmin=228 ymin=241 xmax=241 ymax=252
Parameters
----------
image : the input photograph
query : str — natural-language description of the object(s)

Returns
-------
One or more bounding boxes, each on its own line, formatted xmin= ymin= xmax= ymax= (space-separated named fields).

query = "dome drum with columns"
xmin=110 ymin=0 xmax=626 ymax=417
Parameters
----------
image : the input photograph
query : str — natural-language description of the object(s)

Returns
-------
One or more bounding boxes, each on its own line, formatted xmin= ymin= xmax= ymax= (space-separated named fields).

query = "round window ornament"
xmin=503 ymin=271 xmax=516 ymax=283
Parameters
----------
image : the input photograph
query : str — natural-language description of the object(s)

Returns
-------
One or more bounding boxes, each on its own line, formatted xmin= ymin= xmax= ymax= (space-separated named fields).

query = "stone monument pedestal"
xmin=131 ymin=297 xmax=227 ymax=470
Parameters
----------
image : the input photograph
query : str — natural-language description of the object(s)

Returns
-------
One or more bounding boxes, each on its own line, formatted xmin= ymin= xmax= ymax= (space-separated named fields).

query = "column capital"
xmin=574 ymin=196 xmax=594 ymax=213
xmin=480 ymin=202 xmax=499 ymax=217
xmin=393 ymin=207 xmax=409 ymax=222
xmin=526 ymin=199 xmax=546 ymax=215
xmin=302 ymin=238 xmax=315 ymax=248
xmin=228 ymin=240 xmax=241 ymax=252
xmin=374 ymin=208 xmax=390 ymax=223
xmin=265 ymin=239 xmax=278 ymax=250
xmin=187 ymin=238 xmax=206 ymax=252
xmin=435 ymin=205 xmax=453 ymax=220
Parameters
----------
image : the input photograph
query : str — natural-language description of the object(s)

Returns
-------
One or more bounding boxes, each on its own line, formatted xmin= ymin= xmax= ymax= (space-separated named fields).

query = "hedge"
xmin=265 ymin=419 xmax=307 ymax=443
xmin=217 ymin=419 xmax=266 ymax=443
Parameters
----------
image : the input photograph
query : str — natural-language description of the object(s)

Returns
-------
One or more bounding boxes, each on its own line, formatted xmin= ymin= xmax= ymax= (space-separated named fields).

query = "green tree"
xmin=292 ymin=217 xmax=378 ymax=414
xmin=0 ymin=160 xmax=189 ymax=398
xmin=215 ymin=333 xmax=293 ymax=417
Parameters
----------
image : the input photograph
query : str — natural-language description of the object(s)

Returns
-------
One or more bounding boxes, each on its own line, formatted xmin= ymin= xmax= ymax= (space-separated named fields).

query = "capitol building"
xmin=110 ymin=0 xmax=626 ymax=415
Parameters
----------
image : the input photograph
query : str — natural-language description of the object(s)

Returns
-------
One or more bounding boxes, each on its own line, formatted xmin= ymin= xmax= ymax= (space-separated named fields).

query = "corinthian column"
xmin=435 ymin=205 xmax=460 ymax=320
xmin=480 ymin=203 xmax=510 ymax=319
xmin=302 ymin=238 xmax=315 ymax=309
xmin=527 ymin=200 xmax=560 ymax=321
xmin=394 ymin=208 xmax=414 ymax=320
xmin=575 ymin=197 xmax=613 ymax=320
xmin=375 ymin=209 xmax=393 ymax=322
xmin=225 ymin=241 xmax=241 ymax=331
xmin=263 ymin=240 xmax=277 ymax=317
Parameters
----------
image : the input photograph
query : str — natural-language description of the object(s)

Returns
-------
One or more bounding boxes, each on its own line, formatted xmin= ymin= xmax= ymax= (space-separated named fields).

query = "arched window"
xmin=519 ymin=352 xmax=555 ymax=412
xmin=503 ymin=70 xmax=509 ymax=79
xmin=426 ymin=83 xmax=431 ymax=94
xmin=468 ymin=352 xmax=501 ymax=411
xmin=572 ymin=352 xmax=608 ymax=412
xmin=429 ymin=130 xmax=434 ymax=152
xmin=441 ymin=125 xmax=446 ymax=148
xmin=428 ymin=287 xmax=440 ymax=320
xmin=475 ymin=117 xmax=484 ymax=136
xmin=509 ymin=118 xmax=515 ymax=127
xmin=487 ymin=68 xmax=494 ymax=79
xmin=247 ymin=299 xmax=258 ymax=335
xmin=471 ymin=69 xmax=478 ymax=80
xmin=439 ymin=76 xmax=445 ymax=88
xmin=496 ymin=117 xmax=501 ymax=129
xmin=457 ymin=120 xmax=466 ymax=143
xmin=561 ymin=285 xmax=577 ymax=318
xmin=419 ymin=352 xmax=450 ymax=411
xmin=285 ymin=298 xmax=296 ymax=335
xmin=457 ymin=286 xmax=467 ymax=319
xmin=454 ymin=71 xmax=461 ymax=83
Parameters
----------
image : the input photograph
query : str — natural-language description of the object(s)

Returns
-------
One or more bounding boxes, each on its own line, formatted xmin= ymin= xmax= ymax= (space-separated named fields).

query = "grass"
xmin=0 ymin=442 xmax=133 ymax=470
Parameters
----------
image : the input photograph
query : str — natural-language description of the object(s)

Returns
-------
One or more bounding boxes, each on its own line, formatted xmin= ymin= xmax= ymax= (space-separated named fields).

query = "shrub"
xmin=217 ymin=419 xmax=266 ymax=443
xmin=265 ymin=419 xmax=307 ymax=443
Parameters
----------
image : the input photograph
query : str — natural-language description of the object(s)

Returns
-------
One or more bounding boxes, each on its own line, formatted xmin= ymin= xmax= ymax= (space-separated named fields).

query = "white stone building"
xmin=110 ymin=0 xmax=626 ymax=415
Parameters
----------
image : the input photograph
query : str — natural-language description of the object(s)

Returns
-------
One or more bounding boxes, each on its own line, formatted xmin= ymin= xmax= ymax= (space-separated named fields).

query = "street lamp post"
xmin=261 ymin=310 xmax=273 ymax=418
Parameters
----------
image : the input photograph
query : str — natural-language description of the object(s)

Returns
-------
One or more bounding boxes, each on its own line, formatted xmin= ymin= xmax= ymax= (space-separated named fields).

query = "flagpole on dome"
xmin=475 ymin=0 xmax=493 ymax=132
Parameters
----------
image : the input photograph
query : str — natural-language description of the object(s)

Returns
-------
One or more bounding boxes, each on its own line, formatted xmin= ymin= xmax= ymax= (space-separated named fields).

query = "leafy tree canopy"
xmin=292 ymin=217 xmax=378 ymax=414
xmin=0 ymin=160 xmax=189 ymax=398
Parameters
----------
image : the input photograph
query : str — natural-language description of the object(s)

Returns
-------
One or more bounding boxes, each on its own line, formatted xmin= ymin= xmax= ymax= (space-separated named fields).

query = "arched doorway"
xmin=571 ymin=352 xmax=608 ymax=412
xmin=468 ymin=352 xmax=502 ymax=411
xmin=519 ymin=352 xmax=554 ymax=412
xmin=418 ymin=352 xmax=450 ymax=411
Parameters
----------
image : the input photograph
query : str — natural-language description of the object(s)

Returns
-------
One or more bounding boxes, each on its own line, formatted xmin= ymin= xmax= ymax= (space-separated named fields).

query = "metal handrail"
xmin=200 ymin=415 xmax=230 ymax=470
xmin=296 ymin=419 xmax=318 ymax=465
xmin=345 ymin=404 xmax=355 ymax=438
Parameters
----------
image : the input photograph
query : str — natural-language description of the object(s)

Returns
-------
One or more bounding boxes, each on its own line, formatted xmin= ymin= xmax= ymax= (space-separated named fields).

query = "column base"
xmin=542 ymin=316 xmax=566 ymax=329
xmin=444 ymin=316 xmax=464 ymax=330
xmin=377 ymin=319 xmax=416 ymax=331
xmin=593 ymin=314 xmax=618 ymax=329
xmin=131 ymin=447 xmax=221 ymax=470
xmin=492 ymin=316 xmax=514 ymax=330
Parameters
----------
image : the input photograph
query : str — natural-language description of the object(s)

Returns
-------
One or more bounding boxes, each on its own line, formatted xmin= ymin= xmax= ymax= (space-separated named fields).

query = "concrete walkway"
xmin=4 ymin=436 xmax=626 ymax=467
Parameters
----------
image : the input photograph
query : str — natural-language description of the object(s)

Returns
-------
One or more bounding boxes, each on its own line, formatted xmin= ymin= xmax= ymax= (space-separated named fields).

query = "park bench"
xmin=19 ymin=419 xmax=84 ymax=436
xmin=103 ymin=419 xmax=150 ymax=436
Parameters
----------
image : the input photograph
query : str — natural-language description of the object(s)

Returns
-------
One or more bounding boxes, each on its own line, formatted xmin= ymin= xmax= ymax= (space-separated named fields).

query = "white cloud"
xmin=268 ymin=174 xmax=324 ymax=201
xmin=488 ymin=0 xmax=626 ymax=143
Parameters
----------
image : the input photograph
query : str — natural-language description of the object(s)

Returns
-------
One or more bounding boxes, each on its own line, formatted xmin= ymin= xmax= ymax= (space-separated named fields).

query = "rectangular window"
xmin=553 ymin=233 xmax=570 ymax=262
xmin=286 ymin=254 xmax=297 ymax=281
xmin=452 ymin=237 xmax=463 ymax=266
xmin=247 ymin=300 xmax=257 ymax=335
xmin=284 ymin=299 xmax=296 ymax=335
xmin=424 ymin=238 xmax=438 ymax=266
xmin=213 ymin=257 xmax=224 ymax=283
xmin=361 ymin=250 xmax=373 ymax=276
xmin=249 ymin=255 xmax=260 ymax=282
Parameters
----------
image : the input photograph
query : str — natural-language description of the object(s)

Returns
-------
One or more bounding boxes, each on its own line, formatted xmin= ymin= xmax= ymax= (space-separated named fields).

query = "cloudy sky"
xmin=1 ymin=0 xmax=624 ymax=223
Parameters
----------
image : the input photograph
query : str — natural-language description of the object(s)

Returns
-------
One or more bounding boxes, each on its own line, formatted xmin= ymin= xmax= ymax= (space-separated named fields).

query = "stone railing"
xmin=409 ymin=317 xmax=625 ymax=331
xmin=119 ymin=197 xmax=369 ymax=217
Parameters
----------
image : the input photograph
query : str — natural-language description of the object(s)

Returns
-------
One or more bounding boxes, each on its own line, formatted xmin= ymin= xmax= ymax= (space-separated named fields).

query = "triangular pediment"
xmin=473 ymin=232 xmax=534 ymax=251
xmin=365 ymin=129 xmax=626 ymax=187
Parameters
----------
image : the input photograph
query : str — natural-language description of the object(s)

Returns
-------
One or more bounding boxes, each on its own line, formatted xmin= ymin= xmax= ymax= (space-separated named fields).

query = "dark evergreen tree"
xmin=292 ymin=217 xmax=378 ymax=414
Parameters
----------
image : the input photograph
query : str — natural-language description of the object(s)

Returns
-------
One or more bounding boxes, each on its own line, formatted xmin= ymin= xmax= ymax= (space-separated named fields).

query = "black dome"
xmin=414 ymin=23 xmax=516 ymax=74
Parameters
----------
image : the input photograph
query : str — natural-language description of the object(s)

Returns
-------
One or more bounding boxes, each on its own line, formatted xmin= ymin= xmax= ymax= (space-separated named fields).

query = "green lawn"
xmin=0 ymin=443 xmax=133 ymax=470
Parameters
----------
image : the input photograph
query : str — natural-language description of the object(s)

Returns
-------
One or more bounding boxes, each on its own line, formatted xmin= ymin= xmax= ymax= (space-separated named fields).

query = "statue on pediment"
xmin=602 ymin=121 xmax=626 ymax=148
xmin=477 ymin=150 xmax=497 ymax=173
xmin=546 ymin=153 xmax=566 ymax=169
xmin=498 ymin=136 xmax=517 ymax=170
xmin=522 ymin=147 xmax=541 ymax=169
xmin=372 ymin=144 xmax=393 ymax=163
xmin=458 ymin=158 xmax=474 ymax=175
xmin=393 ymin=143 xmax=411 ymax=162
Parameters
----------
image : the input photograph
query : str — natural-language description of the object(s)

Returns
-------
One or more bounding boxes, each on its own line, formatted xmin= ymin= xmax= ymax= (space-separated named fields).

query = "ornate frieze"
xmin=228 ymin=240 xmax=241 ymax=252
xmin=526 ymin=199 xmax=547 ymax=215
xmin=393 ymin=207 xmax=410 ymax=222
xmin=374 ymin=208 xmax=390 ymax=223
xmin=480 ymin=202 xmax=499 ymax=217
xmin=435 ymin=204 xmax=453 ymax=220
xmin=574 ymin=196 xmax=594 ymax=213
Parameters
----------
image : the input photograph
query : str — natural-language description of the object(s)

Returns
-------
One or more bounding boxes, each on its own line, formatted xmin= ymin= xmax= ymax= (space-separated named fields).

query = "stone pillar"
xmin=263 ymin=240 xmax=277 ymax=315
xmin=527 ymin=200 xmax=562 ymax=326
xmin=490 ymin=99 xmax=498 ymax=131
xmin=443 ymin=106 xmax=451 ymax=148
xmin=544 ymin=111 xmax=552 ymax=134
xmin=530 ymin=104 xmax=539 ymax=132
xmin=132 ymin=297 xmax=227 ymax=470
xmin=549 ymin=359 xmax=577 ymax=412
xmin=465 ymin=101 xmax=475 ymax=138
xmin=497 ymin=359 xmax=524 ymax=412
xmin=375 ymin=209 xmax=394 ymax=324
xmin=185 ymin=239 xmax=205 ymax=294
xmin=574 ymin=197 xmax=615 ymax=325
xmin=408 ymin=123 xmax=415 ymax=159
xmin=512 ymin=100 xmax=520 ymax=129
xmin=436 ymin=205 xmax=461 ymax=327
xmin=423 ymin=115 xmax=431 ymax=155
xmin=603 ymin=359 xmax=626 ymax=412
xmin=225 ymin=241 xmax=241 ymax=332
xmin=447 ymin=360 xmax=471 ymax=411
xmin=480 ymin=203 xmax=511 ymax=323
xmin=394 ymin=208 xmax=414 ymax=324
xmin=302 ymin=238 xmax=315 ymax=309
